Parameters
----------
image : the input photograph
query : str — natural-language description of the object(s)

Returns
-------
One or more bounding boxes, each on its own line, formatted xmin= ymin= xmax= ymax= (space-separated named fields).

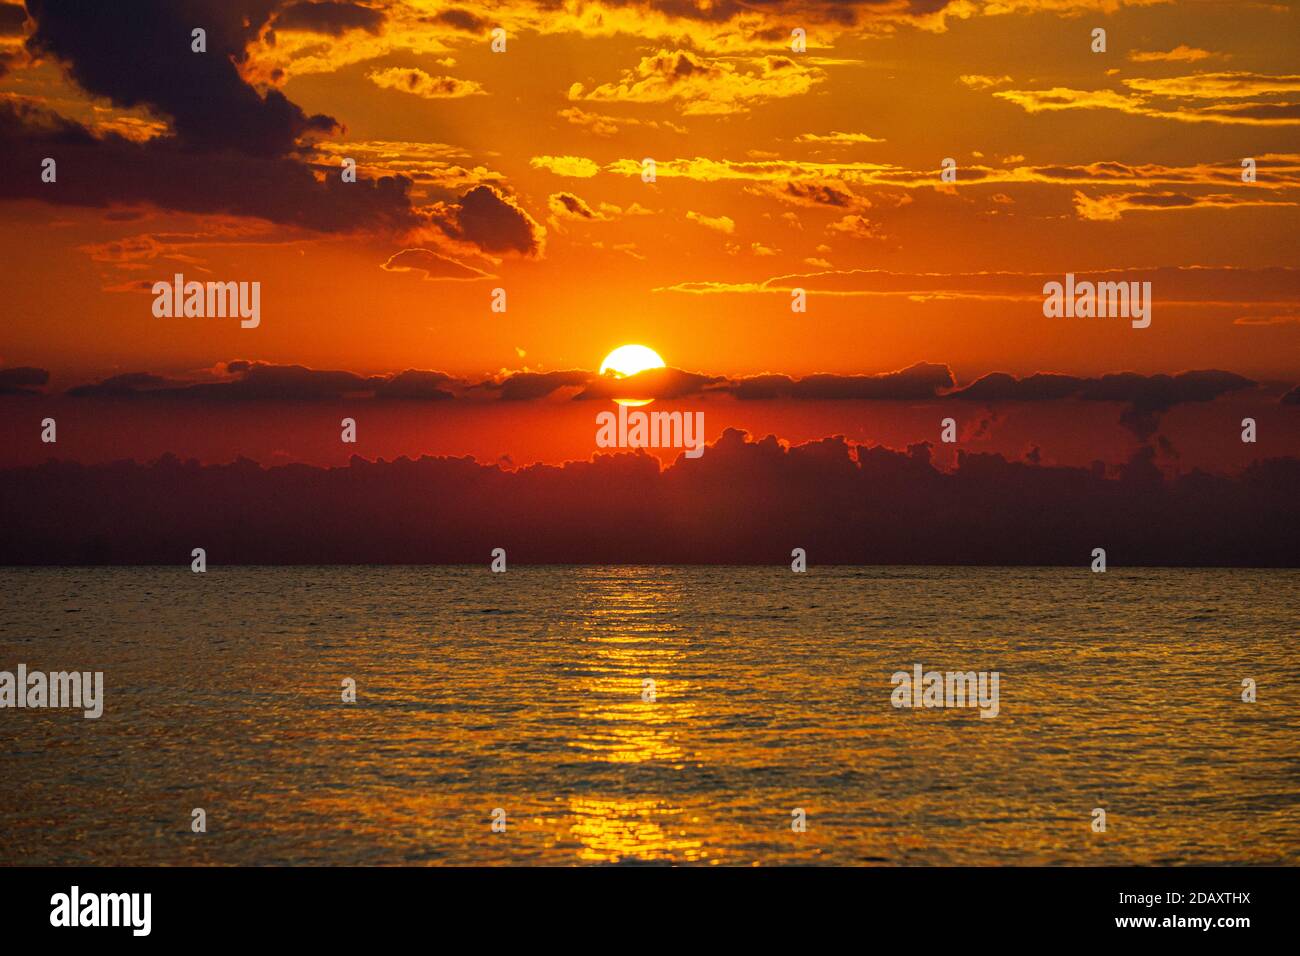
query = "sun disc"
xmin=599 ymin=345 xmax=665 ymax=406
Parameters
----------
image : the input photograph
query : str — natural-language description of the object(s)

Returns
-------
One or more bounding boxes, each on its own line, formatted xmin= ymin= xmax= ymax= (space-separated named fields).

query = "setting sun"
xmin=599 ymin=345 xmax=666 ymax=406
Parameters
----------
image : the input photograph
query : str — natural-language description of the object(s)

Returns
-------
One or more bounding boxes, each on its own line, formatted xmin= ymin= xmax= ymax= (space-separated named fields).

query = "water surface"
xmin=1 ymin=566 xmax=1296 ymax=865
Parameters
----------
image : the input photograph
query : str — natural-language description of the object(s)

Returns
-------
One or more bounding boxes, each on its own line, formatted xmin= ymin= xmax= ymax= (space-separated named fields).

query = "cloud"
xmin=529 ymin=155 xmax=601 ymax=178
xmin=4 ymin=2 xmax=428 ymax=234
xmin=62 ymin=362 xmax=457 ymax=402
xmin=380 ymin=248 xmax=494 ymax=281
xmin=654 ymin=266 xmax=1300 ymax=309
xmin=0 ymin=3 xmax=26 ymax=35
xmin=1122 ymin=72 xmax=1300 ymax=100
xmin=1127 ymin=46 xmax=1217 ymax=63
xmin=745 ymin=179 xmax=874 ymax=213
xmin=0 ymin=366 xmax=49 ymax=395
xmin=557 ymin=106 xmax=687 ymax=138
xmin=730 ymin=363 xmax=954 ymax=400
xmin=0 ymin=99 xmax=424 ymax=232
xmin=686 ymin=210 xmax=735 ymax=233
xmin=432 ymin=9 xmax=489 ymax=33
xmin=65 ymin=372 xmax=189 ymax=397
xmin=6 ymin=430 xmax=1296 ymax=565
xmin=826 ymin=214 xmax=883 ymax=239
xmin=548 ymin=192 xmax=610 ymax=221
xmin=1073 ymin=190 xmax=1298 ymax=221
xmin=569 ymin=50 xmax=823 ymax=115
xmin=994 ymin=75 xmax=1300 ymax=126
xmin=794 ymin=131 xmax=885 ymax=144
xmin=485 ymin=370 xmax=593 ymax=401
xmin=274 ymin=2 xmax=385 ymax=36
xmin=312 ymin=138 xmax=505 ymax=190
xmin=373 ymin=369 xmax=456 ymax=401
xmin=949 ymin=368 xmax=1257 ymax=441
xmin=958 ymin=74 xmax=1012 ymax=90
xmin=575 ymin=367 xmax=725 ymax=402
xmin=429 ymin=185 xmax=545 ymax=257
xmin=604 ymin=152 xmax=1300 ymax=192
xmin=27 ymin=0 xmax=337 ymax=158
xmin=366 ymin=67 xmax=485 ymax=99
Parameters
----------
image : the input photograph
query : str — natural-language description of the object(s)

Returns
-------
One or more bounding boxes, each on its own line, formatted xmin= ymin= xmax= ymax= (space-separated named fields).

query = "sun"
xmin=599 ymin=344 xmax=665 ymax=407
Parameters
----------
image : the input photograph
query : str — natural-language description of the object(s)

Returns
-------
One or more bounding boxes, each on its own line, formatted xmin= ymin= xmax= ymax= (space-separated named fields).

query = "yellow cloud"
xmin=1122 ymin=72 xmax=1300 ymax=99
xmin=1127 ymin=45 xmax=1218 ymax=63
xmin=366 ymin=67 xmax=485 ymax=99
xmin=794 ymin=131 xmax=886 ymax=144
xmin=570 ymin=50 xmax=823 ymax=115
xmin=686 ymin=210 xmax=736 ymax=234
xmin=530 ymin=155 xmax=601 ymax=178
xmin=1073 ymin=190 xmax=1298 ymax=221
xmin=995 ymin=81 xmax=1300 ymax=126
xmin=959 ymin=74 xmax=1012 ymax=90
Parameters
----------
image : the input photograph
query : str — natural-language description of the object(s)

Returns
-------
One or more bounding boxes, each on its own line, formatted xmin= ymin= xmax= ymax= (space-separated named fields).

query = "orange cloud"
xmin=366 ymin=67 xmax=485 ymax=99
xmin=530 ymin=155 xmax=601 ymax=178
xmin=569 ymin=50 xmax=823 ymax=115
xmin=1073 ymin=190 xmax=1298 ymax=221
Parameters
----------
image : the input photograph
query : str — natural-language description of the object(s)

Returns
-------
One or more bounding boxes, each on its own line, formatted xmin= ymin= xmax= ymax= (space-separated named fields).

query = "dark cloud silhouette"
xmin=575 ymin=367 xmax=725 ymax=401
xmin=947 ymin=371 xmax=1084 ymax=401
xmin=432 ymin=8 xmax=488 ymax=32
xmin=374 ymin=369 xmax=455 ymax=401
xmin=731 ymin=362 xmax=954 ymax=400
xmin=0 ymin=91 xmax=420 ymax=234
xmin=2 ymin=429 xmax=1295 ymax=565
xmin=274 ymin=1 xmax=385 ymax=36
xmin=63 ymin=362 xmax=455 ymax=401
xmin=487 ymin=370 xmax=592 ymax=401
xmin=950 ymin=368 xmax=1257 ymax=441
xmin=28 ymin=0 xmax=333 ymax=158
xmin=0 ymin=366 xmax=49 ymax=395
xmin=0 ymin=3 xmax=25 ymax=34
xmin=549 ymin=191 xmax=601 ymax=220
xmin=2 ymin=2 xmax=423 ymax=233
xmin=1283 ymin=385 xmax=1300 ymax=405
xmin=66 ymin=372 xmax=184 ymax=397
xmin=7 ymin=361 xmax=1277 ymax=418
xmin=432 ymin=185 xmax=545 ymax=257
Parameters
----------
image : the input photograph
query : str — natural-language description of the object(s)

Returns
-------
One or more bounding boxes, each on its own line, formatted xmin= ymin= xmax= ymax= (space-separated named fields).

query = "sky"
xmin=0 ymin=0 xmax=1298 ymax=483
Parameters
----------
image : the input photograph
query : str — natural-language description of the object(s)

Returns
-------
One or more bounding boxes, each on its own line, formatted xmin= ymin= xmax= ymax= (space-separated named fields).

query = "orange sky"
xmin=0 ymin=0 xmax=1297 ymax=471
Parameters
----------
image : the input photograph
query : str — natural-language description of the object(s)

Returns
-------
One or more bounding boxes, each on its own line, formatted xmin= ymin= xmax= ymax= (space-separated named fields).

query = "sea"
xmin=1 ymin=565 xmax=1296 ymax=865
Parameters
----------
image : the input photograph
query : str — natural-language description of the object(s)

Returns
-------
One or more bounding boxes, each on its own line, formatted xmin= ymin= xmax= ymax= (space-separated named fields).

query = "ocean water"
xmin=1 ymin=565 xmax=1297 ymax=866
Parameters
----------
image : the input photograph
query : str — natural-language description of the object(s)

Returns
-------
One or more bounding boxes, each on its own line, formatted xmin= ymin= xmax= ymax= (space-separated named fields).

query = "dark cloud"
xmin=63 ymin=362 xmax=458 ymax=402
xmin=950 ymin=368 xmax=1257 ymax=441
xmin=20 ymin=362 xmax=1272 ymax=418
xmin=27 ymin=0 xmax=334 ymax=158
xmin=0 ymin=3 xmax=25 ymax=35
xmin=66 ymin=372 xmax=183 ymax=397
xmin=2 ymin=428 xmax=1295 ymax=565
xmin=374 ymin=369 xmax=455 ymax=401
xmin=575 ymin=367 xmax=725 ymax=401
xmin=731 ymin=362 xmax=954 ymax=400
xmin=5 ymin=2 xmax=423 ymax=233
xmin=1081 ymin=370 xmax=1256 ymax=440
xmin=1283 ymin=385 xmax=1300 ymax=405
xmin=947 ymin=371 xmax=1084 ymax=401
xmin=488 ymin=370 xmax=592 ymax=401
xmin=549 ymin=191 xmax=601 ymax=220
xmin=0 ymin=99 xmax=421 ymax=232
xmin=432 ymin=8 xmax=488 ymax=32
xmin=0 ymin=366 xmax=49 ymax=395
xmin=274 ymin=2 xmax=385 ymax=36
xmin=432 ymin=185 xmax=545 ymax=257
